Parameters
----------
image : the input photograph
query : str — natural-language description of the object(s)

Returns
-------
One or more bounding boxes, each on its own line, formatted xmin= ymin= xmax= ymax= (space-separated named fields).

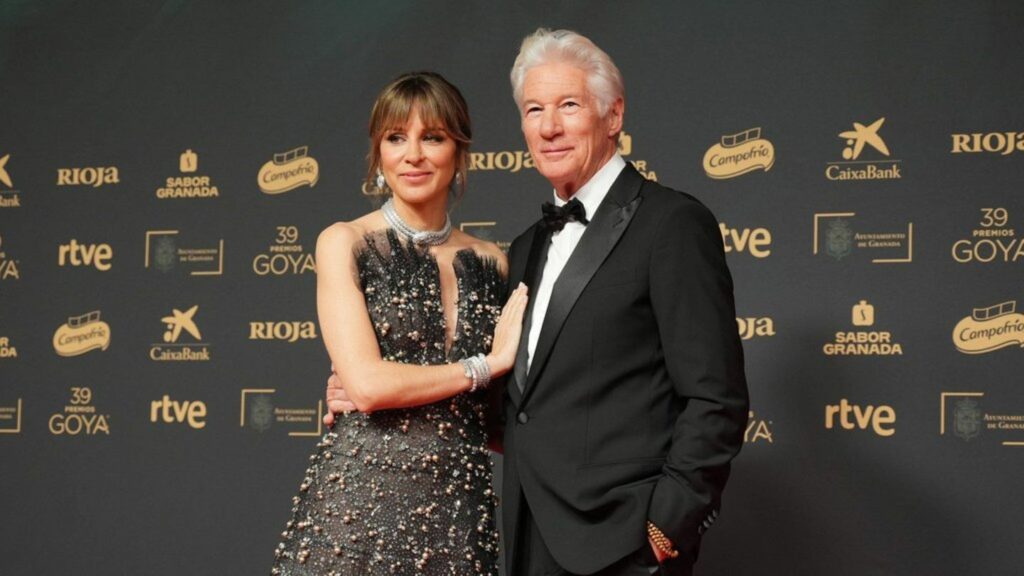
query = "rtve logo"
xmin=825 ymin=398 xmax=895 ymax=437
xmin=58 ymin=239 xmax=113 ymax=271
xmin=719 ymin=223 xmax=771 ymax=258
xmin=150 ymin=395 xmax=207 ymax=429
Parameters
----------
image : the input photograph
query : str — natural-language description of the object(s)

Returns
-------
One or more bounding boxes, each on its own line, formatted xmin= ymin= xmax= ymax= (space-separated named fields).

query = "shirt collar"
xmin=553 ymin=153 xmax=627 ymax=219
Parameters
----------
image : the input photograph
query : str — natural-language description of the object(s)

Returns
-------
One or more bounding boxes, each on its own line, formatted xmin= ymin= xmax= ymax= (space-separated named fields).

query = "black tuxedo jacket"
xmin=500 ymin=165 xmax=748 ymax=575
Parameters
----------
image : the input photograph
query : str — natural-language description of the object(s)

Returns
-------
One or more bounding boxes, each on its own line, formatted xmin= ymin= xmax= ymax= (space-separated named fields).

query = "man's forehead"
xmin=522 ymin=63 xmax=589 ymax=99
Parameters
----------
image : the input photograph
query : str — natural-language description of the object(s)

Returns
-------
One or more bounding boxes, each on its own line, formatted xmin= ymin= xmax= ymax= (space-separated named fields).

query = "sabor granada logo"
xmin=258 ymin=146 xmax=319 ymax=195
xmin=951 ymin=131 xmax=1024 ymax=155
xmin=825 ymin=117 xmax=902 ymax=181
xmin=0 ymin=336 xmax=16 ymax=359
xmin=823 ymin=300 xmax=903 ymax=356
xmin=53 ymin=311 xmax=110 ymax=357
xmin=155 ymin=149 xmax=220 ymax=199
xmin=703 ymin=127 xmax=775 ymax=179
xmin=952 ymin=300 xmax=1024 ymax=355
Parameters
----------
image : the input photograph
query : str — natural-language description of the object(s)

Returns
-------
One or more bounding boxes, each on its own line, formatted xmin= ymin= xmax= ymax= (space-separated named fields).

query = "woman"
xmin=271 ymin=72 xmax=527 ymax=575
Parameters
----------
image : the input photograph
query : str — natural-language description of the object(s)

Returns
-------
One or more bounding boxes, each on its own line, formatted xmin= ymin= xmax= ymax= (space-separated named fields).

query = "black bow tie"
xmin=542 ymin=198 xmax=589 ymax=232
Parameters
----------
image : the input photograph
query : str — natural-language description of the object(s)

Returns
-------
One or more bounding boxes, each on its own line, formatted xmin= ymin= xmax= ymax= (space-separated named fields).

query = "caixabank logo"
xmin=49 ymin=387 xmax=110 ymax=436
xmin=951 ymin=207 xmax=1022 ymax=264
xmin=703 ymin=127 xmax=775 ymax=179
xmin=823 ymin=300 xmax=904 ymax=356
xmin=150 ymin=305 xmax=211 ymax=361
xmin=813 ymin=212 xmax=913 ymax=264
xmin=154 ymin=149 xmax=220 ymax=199
xmin=144 ymin=229 xmax=224 ymax=276
xmin=952 ymin=300 xmax=1024 ymax=355
xmin=258 ymin=146 xmax=319 ymax=195
xmin=252 ymin=226 xmax=315 ymax=276
xmin=825 ymin=117 xmax=902 ymax=181
xmin=940 ymin=392 xmax=1024 ymax=448
xmin=53 ymin=311 xmax=110 ymax=357
xmin=0 ymin=153 xmax=21 ymax=208
xmin=240 ymin=388 xmax=322 ymax=437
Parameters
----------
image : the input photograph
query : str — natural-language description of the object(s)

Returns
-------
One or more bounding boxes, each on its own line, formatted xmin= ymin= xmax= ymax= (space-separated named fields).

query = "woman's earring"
xmin=376 ymin=169 xmax=387 ymax=191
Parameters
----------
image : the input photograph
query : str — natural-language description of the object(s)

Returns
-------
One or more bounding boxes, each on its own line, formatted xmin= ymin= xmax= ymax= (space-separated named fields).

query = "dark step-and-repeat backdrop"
xmin=1 ymin=2 xmax=1021 ymax=574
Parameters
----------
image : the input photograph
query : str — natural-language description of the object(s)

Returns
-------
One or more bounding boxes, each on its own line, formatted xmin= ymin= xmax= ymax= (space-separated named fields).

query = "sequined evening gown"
xmin=271 ymin=230 xmax=503 ymax=576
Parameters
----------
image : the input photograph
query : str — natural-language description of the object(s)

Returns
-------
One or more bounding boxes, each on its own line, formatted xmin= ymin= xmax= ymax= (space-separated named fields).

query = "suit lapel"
xmin=508 ymin=223 xmax=551 ymax=407
xmin=521 ymin=165 xmax=645 ymax=402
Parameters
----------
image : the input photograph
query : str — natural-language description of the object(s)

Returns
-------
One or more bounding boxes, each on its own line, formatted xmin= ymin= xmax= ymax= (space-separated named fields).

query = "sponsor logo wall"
xmin=2 ymin=4 xmax=1021 ymax=575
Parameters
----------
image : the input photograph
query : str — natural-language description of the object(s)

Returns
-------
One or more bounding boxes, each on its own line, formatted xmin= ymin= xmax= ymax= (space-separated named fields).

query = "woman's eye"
xmin=425 ymin=133 xmax=446 ymax=143
xmin=386 ymin=134 xmax=405 ymax=143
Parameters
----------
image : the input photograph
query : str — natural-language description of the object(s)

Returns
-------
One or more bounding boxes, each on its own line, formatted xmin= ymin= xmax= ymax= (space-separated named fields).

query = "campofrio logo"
xmin=258 ymin=146 xmax=319 ymax=195
xmin=703 ymin=127 xmax=775 ymax=179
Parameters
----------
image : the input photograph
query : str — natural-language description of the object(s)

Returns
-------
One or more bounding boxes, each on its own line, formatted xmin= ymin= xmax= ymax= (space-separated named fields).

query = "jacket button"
xmin=517 ymin=412 xmax=529 ymax=424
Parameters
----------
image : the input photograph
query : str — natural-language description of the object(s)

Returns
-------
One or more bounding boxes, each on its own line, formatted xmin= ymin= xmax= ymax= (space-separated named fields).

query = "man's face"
xmin=520 ymin=62 xmax=623 ymax=199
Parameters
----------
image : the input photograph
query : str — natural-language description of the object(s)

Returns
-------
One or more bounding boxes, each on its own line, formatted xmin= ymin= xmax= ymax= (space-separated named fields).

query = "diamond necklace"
xmin=381 ymin=197 xmax=452 ymax=246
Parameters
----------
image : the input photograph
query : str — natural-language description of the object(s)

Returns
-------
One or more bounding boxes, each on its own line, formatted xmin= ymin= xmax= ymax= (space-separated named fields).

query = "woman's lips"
xmin=400 ymin=171 xmax=432 ymax=183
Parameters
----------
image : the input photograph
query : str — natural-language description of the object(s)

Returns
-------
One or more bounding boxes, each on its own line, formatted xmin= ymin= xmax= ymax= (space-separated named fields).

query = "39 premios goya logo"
xmin=150 ymin=305 xmax=211 ymax=361
xmin=941 ymin=392 xmax=1024 ymax=447
xmin=49 ymin=387 xmax=110 ymax=436
xmin=825 ymin=117 xmax=902 ymax=181
xmin=0 ymin=234 xmax=21 ymax=281
xmin=252 ymin=226 xmax=315 ymax=276
xmin=823 ymin=300 xmax=904 ymax=356
xmin=53 ymin=311 xmax=110 ymax=357
xmin=0 ymin=153 xmax=21 ymax=208
xmin=703 ymin=127 xmax=775 ymax=179
xmin=951 ymin=207 xmax=1022 ymax=264
xmin=744 ymin=410 xmax=774 ymax=444
xmin=154 ymin=149 xmax=220 ymax=199
xmin=258 ymin=146 xmax=319 ymax=195
xmin=240 ymin=388 xmax=322 ymax=437
xmin=813 ymin=212 xmax=912 ymax=264
xmin=952 ymin=300 xmax=1024 ymax=355
xmin=144 ymin=229 xmax=224 ymax=276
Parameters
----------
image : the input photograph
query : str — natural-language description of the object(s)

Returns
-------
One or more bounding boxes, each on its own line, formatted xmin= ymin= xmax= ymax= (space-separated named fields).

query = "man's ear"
xmin=606 ymin=97 xmax=625 ymax=137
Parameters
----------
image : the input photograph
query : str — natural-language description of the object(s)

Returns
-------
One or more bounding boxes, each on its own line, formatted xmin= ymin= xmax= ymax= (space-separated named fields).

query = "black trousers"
xmin=512 ymin=493 xmax=660 ymax=576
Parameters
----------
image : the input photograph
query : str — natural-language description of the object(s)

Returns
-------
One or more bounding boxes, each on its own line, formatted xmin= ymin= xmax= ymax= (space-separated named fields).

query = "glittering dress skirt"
xmin=272 ymin=230 xmax=503 ymax=576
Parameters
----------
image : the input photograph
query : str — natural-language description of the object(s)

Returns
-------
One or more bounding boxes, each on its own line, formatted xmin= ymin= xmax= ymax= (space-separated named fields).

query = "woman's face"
xmin=379 ymin=107 xmax=457 ymax=206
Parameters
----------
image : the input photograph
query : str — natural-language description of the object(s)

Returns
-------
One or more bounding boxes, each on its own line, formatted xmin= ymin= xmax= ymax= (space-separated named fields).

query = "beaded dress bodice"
xmin=272 ymin=230 xmax=504 ymax=576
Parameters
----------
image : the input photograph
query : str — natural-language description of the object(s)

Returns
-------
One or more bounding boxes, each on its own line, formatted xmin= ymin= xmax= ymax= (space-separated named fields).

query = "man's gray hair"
xmin=510 ymin=28 xmax=624 ymax=117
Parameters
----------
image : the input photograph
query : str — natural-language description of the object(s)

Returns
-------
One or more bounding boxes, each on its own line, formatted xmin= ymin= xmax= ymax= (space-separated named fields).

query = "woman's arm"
xmin=317 ymin=223 xmax=525 ymax=413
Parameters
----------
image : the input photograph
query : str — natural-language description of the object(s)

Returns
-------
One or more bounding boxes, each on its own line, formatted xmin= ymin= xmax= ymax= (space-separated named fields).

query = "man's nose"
xmin=539 ymin=108 xmax=562 ymax=139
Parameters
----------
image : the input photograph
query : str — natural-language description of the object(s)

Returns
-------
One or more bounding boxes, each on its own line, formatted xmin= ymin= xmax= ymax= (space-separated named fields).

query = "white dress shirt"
xmin=525 ymin=154 xmax=627 ymax=373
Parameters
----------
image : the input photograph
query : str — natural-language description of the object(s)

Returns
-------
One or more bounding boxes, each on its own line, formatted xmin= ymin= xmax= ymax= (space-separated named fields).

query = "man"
xmin=329 ymin=28 xmax=748 ymax=576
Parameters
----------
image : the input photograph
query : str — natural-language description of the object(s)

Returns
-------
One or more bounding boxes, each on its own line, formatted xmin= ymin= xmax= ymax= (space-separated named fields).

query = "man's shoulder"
xmin=638 ymin=179 xmax=716 ymax=224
